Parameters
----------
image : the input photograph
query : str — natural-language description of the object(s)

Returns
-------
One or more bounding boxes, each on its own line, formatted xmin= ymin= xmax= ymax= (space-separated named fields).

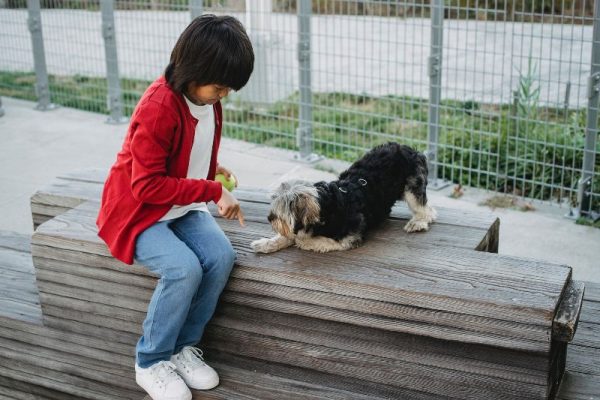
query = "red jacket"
xmin=96 ymin=77 xmax=223 ymax=265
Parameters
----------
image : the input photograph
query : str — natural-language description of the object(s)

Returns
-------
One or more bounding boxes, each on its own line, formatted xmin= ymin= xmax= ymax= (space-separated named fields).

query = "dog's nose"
xmin=267 ymin=213 xmax=275 ymax=223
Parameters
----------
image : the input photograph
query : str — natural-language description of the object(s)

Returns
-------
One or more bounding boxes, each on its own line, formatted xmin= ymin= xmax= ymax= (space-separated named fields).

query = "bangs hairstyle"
xmin=165 ymin=14 xmax=254 ymax=94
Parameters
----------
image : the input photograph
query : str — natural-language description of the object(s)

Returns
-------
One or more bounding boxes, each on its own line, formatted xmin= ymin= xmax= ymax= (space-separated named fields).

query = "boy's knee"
xmin=204 ymin=241 xmax=236 ymax=274
xmin=163 ymin=253 xmax=203 ymax=283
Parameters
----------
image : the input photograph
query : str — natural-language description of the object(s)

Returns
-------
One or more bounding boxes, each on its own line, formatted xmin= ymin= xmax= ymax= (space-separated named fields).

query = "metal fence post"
xmin=101 ymin=0 xmax=127 ymax=124
xmin=295 ymin=0 xmax=320 ymax=163
xmin=0 ymin=97 xmax=4 ymax=117
xmin=27 ymin=0 xmax=56 ymax=111
xmin=577 ymin=0 xmax=600 ymax=218
xmin=190 ymin=0 xmax=203 ymax=20
xmin=427 ymin=0 xmax=449 ymax=189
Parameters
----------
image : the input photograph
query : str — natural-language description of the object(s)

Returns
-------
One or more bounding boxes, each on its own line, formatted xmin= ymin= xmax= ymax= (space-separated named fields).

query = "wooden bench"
xmin=0 ymin=169 xmax=586 ymax=399
xmin=0 ymin=232 xmax=596 ymax=400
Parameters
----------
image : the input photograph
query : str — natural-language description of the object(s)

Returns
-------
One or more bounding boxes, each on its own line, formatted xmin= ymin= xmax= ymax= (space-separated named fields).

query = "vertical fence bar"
xmin=190 ymin=0 xmax=203 ymax=20
xmin=427 ymin=0 xmax=448 ymax=189
xmin=0 ymin=97 xmax=4 ymax=117
xmin=101 ymin=0 xmax=126 ymax=124
xmin=27 ymin=0 xmax=55 ymax=111
xmin=578 ymin=0 xmax=600 ymax=217
xmin=296 ymin=0 xmax=319 ymax=162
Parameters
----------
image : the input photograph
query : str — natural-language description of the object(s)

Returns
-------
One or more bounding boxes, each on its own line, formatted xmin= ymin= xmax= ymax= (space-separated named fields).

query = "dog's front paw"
xmin=251 ymin=238 xmax=276 ymax=253
xmin=427 ymin=206 xmax=438 ymax=222
xmin=404 ymin=218 xmax=430 ymax=233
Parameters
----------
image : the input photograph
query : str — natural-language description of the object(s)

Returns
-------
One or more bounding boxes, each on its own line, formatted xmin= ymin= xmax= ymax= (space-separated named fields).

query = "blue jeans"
xmin=134 ymin=210 xmax=236 ymax=368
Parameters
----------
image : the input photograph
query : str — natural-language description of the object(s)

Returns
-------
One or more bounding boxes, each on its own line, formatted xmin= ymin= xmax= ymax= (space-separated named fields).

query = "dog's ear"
xmin=295 ymin=192 xmax=320 ymax=226
xmin=270 ymin=181 xmax=290 ymax=200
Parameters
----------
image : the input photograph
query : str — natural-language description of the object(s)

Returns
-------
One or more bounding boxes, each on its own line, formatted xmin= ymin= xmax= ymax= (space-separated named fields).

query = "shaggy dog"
xmin=250 ymin=142 xmax=437 ymax=254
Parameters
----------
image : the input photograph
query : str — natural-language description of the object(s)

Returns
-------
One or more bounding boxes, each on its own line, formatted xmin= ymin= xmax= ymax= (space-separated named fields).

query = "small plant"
xmin=514 ymin=53 xmax=541 ymax=120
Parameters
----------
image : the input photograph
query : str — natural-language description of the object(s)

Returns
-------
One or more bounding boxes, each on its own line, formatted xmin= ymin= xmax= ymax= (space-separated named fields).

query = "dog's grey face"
xmin=268 ymin=180 xmax=320 ymax=238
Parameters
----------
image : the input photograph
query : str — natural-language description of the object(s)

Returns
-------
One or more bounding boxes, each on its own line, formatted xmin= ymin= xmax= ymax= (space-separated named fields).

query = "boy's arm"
xmin=129 ymin=101 xmax=222 ymax=205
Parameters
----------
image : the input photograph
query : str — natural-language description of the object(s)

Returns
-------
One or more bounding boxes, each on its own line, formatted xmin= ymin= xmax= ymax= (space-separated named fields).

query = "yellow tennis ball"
xmin=215 ymin=173 xmax=236 ymax=192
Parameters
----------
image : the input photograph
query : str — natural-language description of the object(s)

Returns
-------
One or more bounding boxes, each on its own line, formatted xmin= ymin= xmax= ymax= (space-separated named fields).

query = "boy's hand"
xmin=217 ymin=188 xmax=245 ymax=227
xmin=216 ymin=165 xmax=239 ymax=188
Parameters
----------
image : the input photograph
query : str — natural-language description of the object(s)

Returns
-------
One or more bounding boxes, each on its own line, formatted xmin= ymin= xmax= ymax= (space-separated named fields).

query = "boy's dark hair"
xmin=165 ymin=14 xmax=254 ymax=94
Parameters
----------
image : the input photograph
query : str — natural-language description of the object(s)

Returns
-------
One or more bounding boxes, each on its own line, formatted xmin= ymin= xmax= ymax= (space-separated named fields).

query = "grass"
xmin=576 ymin=217 xmax=600 ymax=229
xmin=2 ymin=70 xmax=598 ymax=214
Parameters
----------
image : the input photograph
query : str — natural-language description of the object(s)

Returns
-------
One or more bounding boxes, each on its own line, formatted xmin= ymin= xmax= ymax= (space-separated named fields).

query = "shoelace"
xmin=180 ymin=346 xmax=207 ymax=368
xmin=150 ymin=361 xmax=178 ymax=385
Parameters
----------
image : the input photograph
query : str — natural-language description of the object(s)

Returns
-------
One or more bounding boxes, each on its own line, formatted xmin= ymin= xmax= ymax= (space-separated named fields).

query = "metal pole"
xmin=243 ymin=0 xmax=271 ymax=104
xmin=101 ymin=0 xmax=127 ymax=124
xmin=190 ymin=0 xmax=203 ymax=20
xmin=426 ymin=0 xmax=449 ymax=189
xmin=578 ymin=0 xmax=600 ymax=218
xmin=295 ymin=0 xmax=320 ymax=163
xmin=27 ymin=0 xmax=55 ymax=111
xmin=0 ymin=97 xmax=4 ymax=117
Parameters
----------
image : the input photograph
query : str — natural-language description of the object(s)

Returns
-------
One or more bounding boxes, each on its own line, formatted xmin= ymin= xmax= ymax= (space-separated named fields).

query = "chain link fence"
xmin=0 ymin=0 xmax=598 ymax=219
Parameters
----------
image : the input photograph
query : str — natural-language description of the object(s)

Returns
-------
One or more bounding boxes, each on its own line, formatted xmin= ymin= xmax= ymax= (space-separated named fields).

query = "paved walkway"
xmin=1 ymin=97 xmax=598 ymax=282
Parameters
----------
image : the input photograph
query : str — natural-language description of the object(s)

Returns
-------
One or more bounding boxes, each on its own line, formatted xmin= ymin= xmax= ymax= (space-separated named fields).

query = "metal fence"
xmin=0 ymin=0 xmax=598 ymax=219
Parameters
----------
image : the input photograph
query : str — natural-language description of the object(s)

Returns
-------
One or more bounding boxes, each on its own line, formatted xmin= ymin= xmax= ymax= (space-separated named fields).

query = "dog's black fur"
xmin=298 ymin=142 xmax=429 ymax=243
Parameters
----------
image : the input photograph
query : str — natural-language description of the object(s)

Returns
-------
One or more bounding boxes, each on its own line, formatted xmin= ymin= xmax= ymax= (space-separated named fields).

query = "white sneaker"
xmin=135 ymin=361 xmax=192 ymax=400
xmin=170 ymin=346 xmax=219 ymax=390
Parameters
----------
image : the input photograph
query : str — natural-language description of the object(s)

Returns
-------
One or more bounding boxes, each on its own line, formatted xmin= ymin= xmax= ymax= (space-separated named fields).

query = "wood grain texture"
xmin=202 ymin=325 xmax=547 ymax=399
xmin=0 ymin=235 xmax=41 ymax=324
xmin=553 ymin=281 xmax=585 ymax=342
xmin=32 ymin=201 xmax=569 ymax=327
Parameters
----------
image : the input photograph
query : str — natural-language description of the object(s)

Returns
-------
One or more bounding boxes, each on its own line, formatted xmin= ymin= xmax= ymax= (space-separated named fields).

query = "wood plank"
xmin=31 ymin=243 xmax=156 ymax=279
xmin=0 ymin=316 xmax=134 ymax=360
xmin=41 ymin=304 xmax=141 ymax=335
xmin=31 ymin=251 xmax=549 ymax=351
xmin=581 ymin=281 xmax=600 ymax=303
xmin=209 ymin=303 xmax=550 ymax=379
xmin=219 ymin=291 xmax=548 ymax=353
xmin=41 ymin=315 xmax=139 ymax=347
xmin=35 ymin=276 xmax=149 ymax=313
xmin=205 ymin=350 xmax=455 ymax=400
xmin=45 ymin=168 xmax=500 ymax=232
xmin=553 ymin=280 xmax=586 ymax=342
xmin=225 ymin=277 xmax=547 ymax=343
xmin=31 ymin=247 xmax=157 ymax=289
xmin=579 ymin=300 xmax=600 ymax=325
xmin=569 ymin=321 xmax=600 ymax=349
xmin=203 ymin=326 xmax=547 ymax=400
xmin=191 ymin=362 xmax=418 ymax=400
xmin=0 ymin=297 xmax=41 ymax=325
xmin=34 ymin=265 xmax=154 ymax=301
xmin=0 ymin=236 xmax=42 ymax=324
xmin=0 ymin=359 xmax=139 ymax=400
xmin=39 ymin=292 xmax=146 ymax=324
xmin=0 ymin=232 xmax=30 ymax=253
xmin=0 ymin=375 xmax=82 ymax=400
xmin=556 ymin=370 xmax=600 ymax=400
xmin=565 ymin=345 xmax=600 ymax=376
xmin=0 ymin=335 xmax=132 ymax=379
xmin=32 ymin=201 xmax=570 ymax=328
xmin=0 ymin=344 xmax=138 ymax=392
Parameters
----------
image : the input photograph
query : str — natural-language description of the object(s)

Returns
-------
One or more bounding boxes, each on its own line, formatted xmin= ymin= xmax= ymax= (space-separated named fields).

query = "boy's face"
xmin=187 ymin=83 xmax=231 ymax=106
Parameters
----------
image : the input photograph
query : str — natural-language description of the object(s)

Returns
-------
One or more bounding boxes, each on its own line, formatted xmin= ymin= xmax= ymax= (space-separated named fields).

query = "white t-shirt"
xmin=159 ymin=95 xmax=216 ymax=221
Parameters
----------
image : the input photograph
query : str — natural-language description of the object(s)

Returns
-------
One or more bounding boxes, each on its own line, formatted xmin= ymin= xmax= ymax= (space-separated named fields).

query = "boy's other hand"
xmin=217 ymin=188 xmax=245 ymax=227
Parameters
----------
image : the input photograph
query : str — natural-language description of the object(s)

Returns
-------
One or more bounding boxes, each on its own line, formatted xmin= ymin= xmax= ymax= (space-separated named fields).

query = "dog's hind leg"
xmin=403 ymin=187 xmax=437 ymax=233
xmin=251 ymin=234 xmax=295 ymax=253
xmin=295 ymin=232 xmax=362 ymax=253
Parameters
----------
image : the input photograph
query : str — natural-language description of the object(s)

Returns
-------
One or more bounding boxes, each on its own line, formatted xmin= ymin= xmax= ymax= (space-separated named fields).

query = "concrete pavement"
xmin=1 ymin=97 xmax=598 ymax=282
